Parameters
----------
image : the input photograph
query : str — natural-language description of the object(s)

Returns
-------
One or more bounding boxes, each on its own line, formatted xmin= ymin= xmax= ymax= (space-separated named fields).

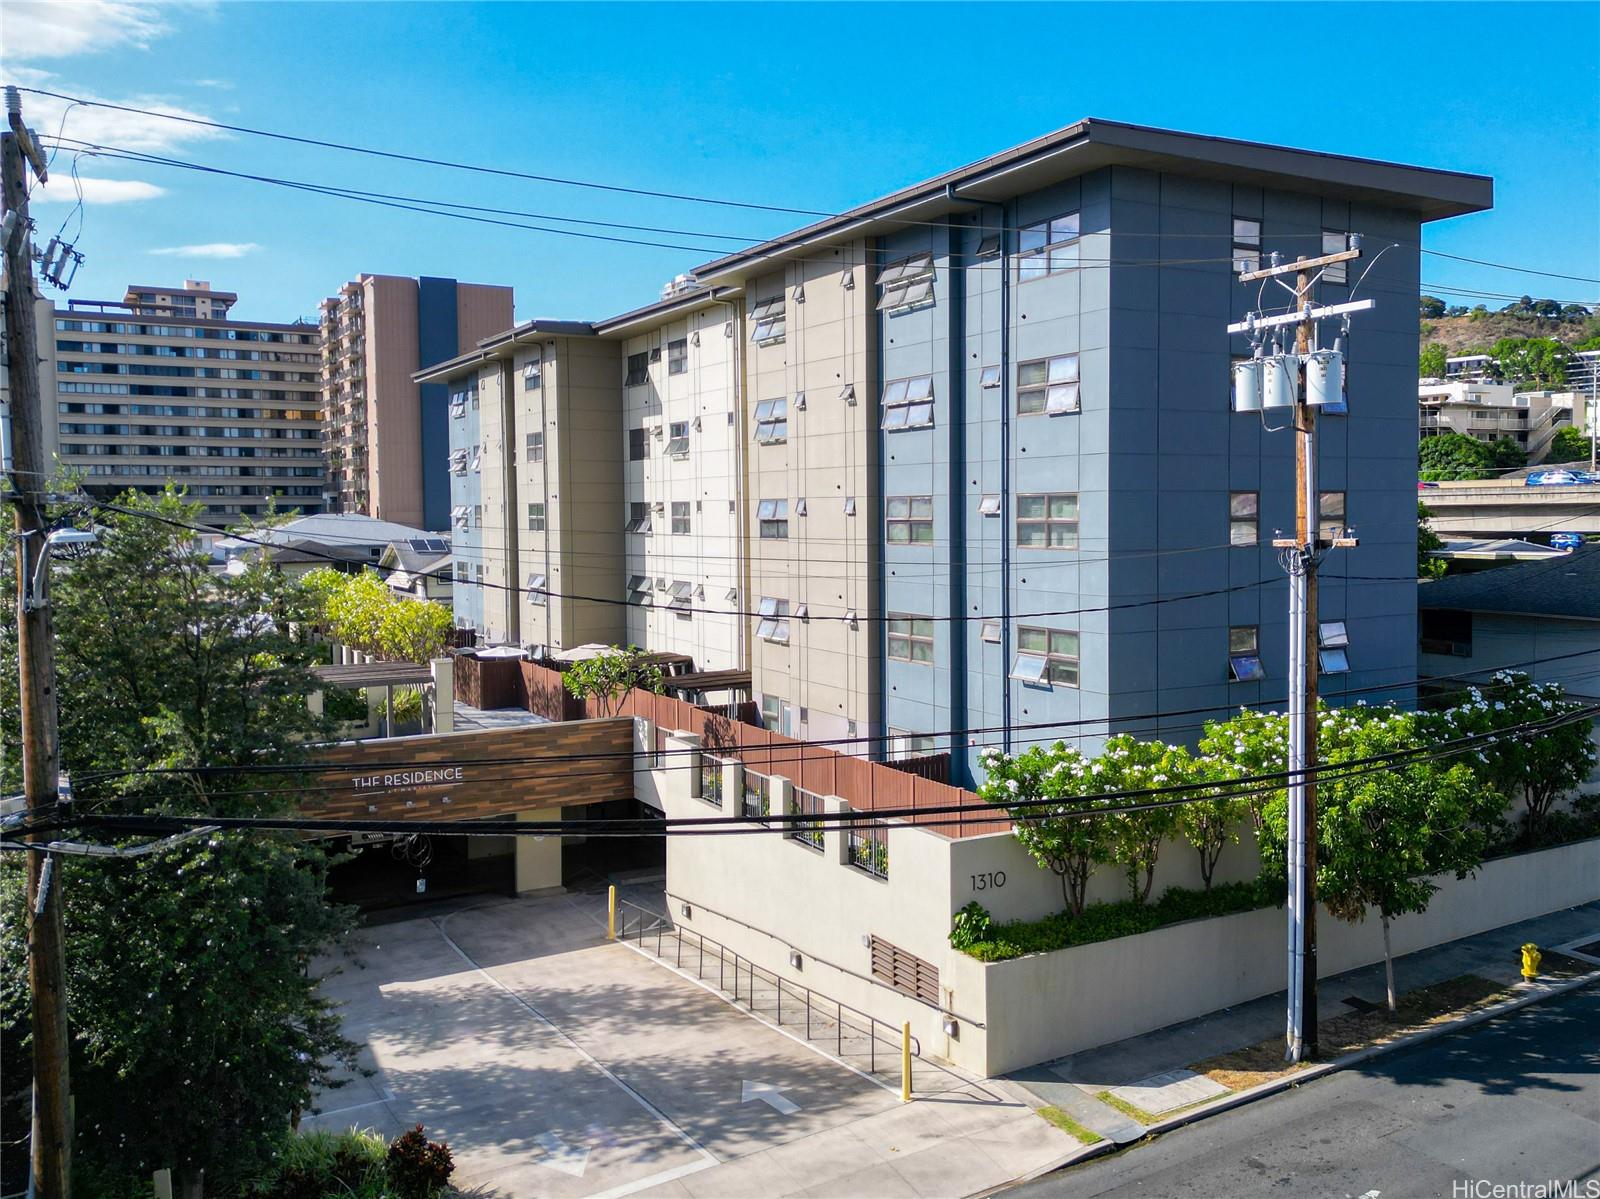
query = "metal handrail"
xmin=610 ymin=897 xmax=986 ymax=1097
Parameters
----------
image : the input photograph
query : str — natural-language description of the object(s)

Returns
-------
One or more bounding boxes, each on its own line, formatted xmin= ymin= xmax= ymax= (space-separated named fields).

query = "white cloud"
xmin=30 ymin=176 xmax=166 ymax=204
xmin=149 ymin=242 xmax=261 ymax=259
xmin=2 ymin=1 xmax=172 ymax=62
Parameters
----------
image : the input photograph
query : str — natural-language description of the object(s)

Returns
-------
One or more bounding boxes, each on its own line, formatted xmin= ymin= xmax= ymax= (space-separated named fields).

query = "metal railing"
xmin=612 ymin=898 xmax=982 ymax=1100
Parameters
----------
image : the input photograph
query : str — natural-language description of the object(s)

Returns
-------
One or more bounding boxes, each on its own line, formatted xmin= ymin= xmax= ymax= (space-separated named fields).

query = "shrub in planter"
xmin=246 ymin=1128 xmax=387 ymax=1198
xmin=386 ymin=1124 xmax=454 ymax=1198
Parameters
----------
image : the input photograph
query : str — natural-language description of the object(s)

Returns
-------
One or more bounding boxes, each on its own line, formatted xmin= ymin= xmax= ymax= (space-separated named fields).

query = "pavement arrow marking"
xmin=534 ymin=1131 xmax=591 ymax=1178
xmin=741 ymin=1080 xmax=800 ymax=1115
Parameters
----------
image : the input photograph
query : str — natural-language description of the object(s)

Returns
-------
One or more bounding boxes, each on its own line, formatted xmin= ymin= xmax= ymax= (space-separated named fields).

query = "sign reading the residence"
xmin=301 ymin=722 xmax=634 ymax=822
xmin=350 ymin=766 xmax=466 ymax=792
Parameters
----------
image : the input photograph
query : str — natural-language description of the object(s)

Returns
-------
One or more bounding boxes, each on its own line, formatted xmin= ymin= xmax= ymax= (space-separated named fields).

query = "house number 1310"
xmin=971 ymin=871 xmax=1006 ymax=891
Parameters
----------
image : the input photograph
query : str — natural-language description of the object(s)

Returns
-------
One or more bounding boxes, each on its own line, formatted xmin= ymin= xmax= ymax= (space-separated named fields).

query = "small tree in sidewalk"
xmin=1272 ymin=712 xmax=1503 ymax=1012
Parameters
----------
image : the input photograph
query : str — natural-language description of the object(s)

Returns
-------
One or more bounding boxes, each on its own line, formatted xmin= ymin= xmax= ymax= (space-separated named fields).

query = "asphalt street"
xmin=1011 ymin=981 xmax=1600 ymax=1199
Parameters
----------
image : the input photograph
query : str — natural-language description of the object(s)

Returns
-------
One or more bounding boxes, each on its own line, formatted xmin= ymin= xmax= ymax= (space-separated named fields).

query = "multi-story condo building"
xmin=123 ymin=279 xmax=236 ymax=320
xmin=42 ymin=281 xmax=327 ymax=521
xmin=694 ymin=119 xmax=1491 ymax=783
xmin=1419 ymin=378 xmax=1573 ymax=458
xmin=320 ymin=274 xmax=513 ymax=529
xmin=420 ymin=284 xmax=746 ymax=669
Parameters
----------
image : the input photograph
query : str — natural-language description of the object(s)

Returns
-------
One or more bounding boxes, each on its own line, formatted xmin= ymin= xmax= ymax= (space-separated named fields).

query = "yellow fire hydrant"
xmin=1520 ymin=942 xmax=1542 ymax=981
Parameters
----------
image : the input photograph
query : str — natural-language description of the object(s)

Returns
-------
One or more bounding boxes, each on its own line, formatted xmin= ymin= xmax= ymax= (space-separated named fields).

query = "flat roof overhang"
xmin=694 ymin=117 xmax=1494 ymax=286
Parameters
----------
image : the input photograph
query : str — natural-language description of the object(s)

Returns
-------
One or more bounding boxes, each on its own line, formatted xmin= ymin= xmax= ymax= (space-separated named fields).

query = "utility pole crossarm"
xmin=1236 ymin=246 xmax=1360 ymax=283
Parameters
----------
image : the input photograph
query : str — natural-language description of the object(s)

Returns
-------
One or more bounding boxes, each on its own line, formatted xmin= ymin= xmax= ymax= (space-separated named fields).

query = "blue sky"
xmin=6 ymin=1 xmax=1598 ymax=325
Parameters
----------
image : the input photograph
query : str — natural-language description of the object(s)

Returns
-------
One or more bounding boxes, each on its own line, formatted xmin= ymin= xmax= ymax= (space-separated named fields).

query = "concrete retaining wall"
xmin=969 ymin=836 xmax=1600 ymax=1075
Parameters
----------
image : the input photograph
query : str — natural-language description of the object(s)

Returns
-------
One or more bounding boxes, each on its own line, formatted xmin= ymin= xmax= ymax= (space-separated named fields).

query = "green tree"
xmin=1548 ymin=425 xmax=1591 ymax=464
xmin=1418 ymin=343 xmax=1448 ymax=378
xmin=1490 ymin=336 xmax=1569 ymax=388
xmin=1175 ymin=768 xmax=1250 ymax=892
xmin=1260 ymin=712 xmax=1502 ymax=1011
xmin=1419 ymin=431 xmax=1494 ymax=481
xmin=304 ymin=566 xmax=450 ymax=662
xmin=1487 ymin=437 xmax=1526 ymax=471
xmin=0 ymin=489 xmax=359 ymax=1194
xmin=976 ymin=744 xmax=1111 ymax=916
xmin=1419 ymin=295 xmax=1446 ymax=320
xmin=1417 ymin=501 xmax=1448 ymax=580
xmin=560 ymin=646 xmax=665 ymax=716
xmin=1423 ymin=672 xmax=1598 ymax=843
xmin=1091 ymin=736 xmax=1187 ymax=902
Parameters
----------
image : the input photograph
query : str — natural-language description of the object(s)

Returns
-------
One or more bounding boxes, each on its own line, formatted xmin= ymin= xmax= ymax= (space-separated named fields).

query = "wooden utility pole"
xmin=1233 ymin=242 xmax=1366 ymax=1065
xmin=1290 ymin=259 xmax=1320 ymax=1062
xmin=3 ymin=86 xmax=73 ymax=1198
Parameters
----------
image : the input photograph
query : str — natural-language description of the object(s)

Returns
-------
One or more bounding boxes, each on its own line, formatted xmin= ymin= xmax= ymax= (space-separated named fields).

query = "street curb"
xmin=985 ymin=966 xmax=1600 ymax=1194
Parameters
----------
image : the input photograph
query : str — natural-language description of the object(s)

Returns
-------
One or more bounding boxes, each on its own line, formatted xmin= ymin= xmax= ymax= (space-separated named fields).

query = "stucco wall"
xmin=971 ymin=836 xmax=1600 ymax=1076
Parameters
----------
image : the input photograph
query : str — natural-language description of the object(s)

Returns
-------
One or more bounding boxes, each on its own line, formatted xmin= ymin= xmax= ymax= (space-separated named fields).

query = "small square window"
xmin=1320 ymin=648 xmax=1350 ymax=674
xmin=625 ymin=352 xmax=649 ymax=387
xmin=1228 ymin=625 xmax=1263 ymax=682
xmin=667 ymin=338 xmax=688 ymax=376
xmin=980 ymin=620 xmax=1000 ymax=643
xmin=976 ymin=234 xmax=1001 ymax=259
xmin=1319 ymin=620 xmax=1349 ymax=649
xmin=666 ymin=420 xmax=690 ymax=457
xmin=1011 ymin=653 xmax=1048 ymax=685
xmin=1229 ymin=491 xmax=1259 ymax=547
xmin=843 ymin=496 xmax=857 ymax=516
xmin=526 ymin=431 xmax=544 ymax=462
xmin=979 ymin=365 xmax=1001 ymax=389
xmin=978 ymin=494 xmax=1000 ymax=516
xmin=1322 ymin=231 xmax=1349 ymax=285
xmin=839 ymin=383 xmax=857 ymax=405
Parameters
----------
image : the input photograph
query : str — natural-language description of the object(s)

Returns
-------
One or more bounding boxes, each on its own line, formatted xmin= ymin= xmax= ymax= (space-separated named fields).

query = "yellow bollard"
xmin=608 ymin=884 xmax=617 ymax=941
xmin=901 ymin=1021 xmax=912 ymax=1103
xmin=1521 ymin=942 xmax=1542 ymax=981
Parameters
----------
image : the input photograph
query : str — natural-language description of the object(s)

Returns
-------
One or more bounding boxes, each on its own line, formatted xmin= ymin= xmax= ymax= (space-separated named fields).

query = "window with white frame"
xmin=877 ymin=252 xmax=935 ymax=313
xmin=1229 ymin=626 xmax=1264 ymax=681
xmin=881 ymin=375 xmax=934 ymax=430
xmin=979 ymin=364 xmax=1001 ymax=389
xmin=888 ymin=729 xmax=938 ymax=760
xmin=978 ymin=494 xmax=1001 ymax=517
xmin=523 ymin=351 xmax=542 ymax=390
xmin=668 ymin=579 xmax=694 ymax=612
xmin=1319 ymin=620 xmax=1350 ymax=673
xmin=1322 ymin=231 xmax=1350 ymax=284
xmin=756 ymin=598 xmax=790 ymax=643
xmin=754 ymin=398 xmax=787 ymax=444
xmin=1017 ymin=353 xmax=1080 ymax=415
xmin=1013 ymin=627 xmax=1079 ymax=687
xmin=667 ymin=338 xmax=688 ymax=375
xmin=887 ymin=614 xmax=934 ymax=664
xmin=1017 ymin=493 xmax=1079 ymax=549
xmin=757 ymin=498 xmax=788 ymax=539
xmin=667 ymin=420 xmax=690 ymax=457
xmin=1232 ymin=217 xmax=1262 ymax=275
xmin=526 ymin=572 xmax=547 ymax=605
xmin=749 ymin=296 xmax=786 ymax=345
xmin=625 ymin=352 xmax=649 ymax=386
xmin=671 ymin=500 xmax=691 ymax=534
xmin=526 ymin=430 xmax=544 ymax=462
xmin=886 ymin=495 xmax=933 ymax=544
xmin=1229 ymin=491 xmax=1259 ymax=546
xmin=626 ymin=501 xmax=652 ymax=534
xmin=527 ymin=502 xmax=546 ymax=531
xmin=627 ymin=574 xmax=651 ymax=604
xmin=1017 ymin=212 xmax=1080 ymax=281
xmin=1319 ymin=491 xmax=1347 ymax=542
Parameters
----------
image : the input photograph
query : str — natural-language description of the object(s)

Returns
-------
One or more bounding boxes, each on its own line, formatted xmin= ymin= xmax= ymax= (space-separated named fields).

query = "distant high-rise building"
xmin=319 ymin=274 xmax=513 ymax=530
xmin=43 ymin=281 xmax=327 ymax=523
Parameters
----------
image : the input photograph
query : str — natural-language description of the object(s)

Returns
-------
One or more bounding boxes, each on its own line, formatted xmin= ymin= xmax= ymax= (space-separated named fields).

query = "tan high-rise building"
xmin=46 ymin=282 xmax=326 ymax=522
xmin=320 ymin=274 xmax=513 ymax=530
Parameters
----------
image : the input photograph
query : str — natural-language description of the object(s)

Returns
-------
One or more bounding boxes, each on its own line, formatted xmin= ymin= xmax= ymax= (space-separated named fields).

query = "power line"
xmin=24 ymin=700 xmax=1599 ymax=850
xmin=62 ymin=646 xmax=1600 ymax=793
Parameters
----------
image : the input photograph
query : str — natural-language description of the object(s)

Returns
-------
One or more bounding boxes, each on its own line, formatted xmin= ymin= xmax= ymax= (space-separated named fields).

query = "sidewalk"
xmin=1007 ymin=902 xmax=1600 ymax=1150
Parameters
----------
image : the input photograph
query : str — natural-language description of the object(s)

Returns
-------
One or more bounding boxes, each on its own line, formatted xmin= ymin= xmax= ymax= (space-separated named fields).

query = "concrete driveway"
xmin=308 ymin=889 xmax=1058 ymax=1198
